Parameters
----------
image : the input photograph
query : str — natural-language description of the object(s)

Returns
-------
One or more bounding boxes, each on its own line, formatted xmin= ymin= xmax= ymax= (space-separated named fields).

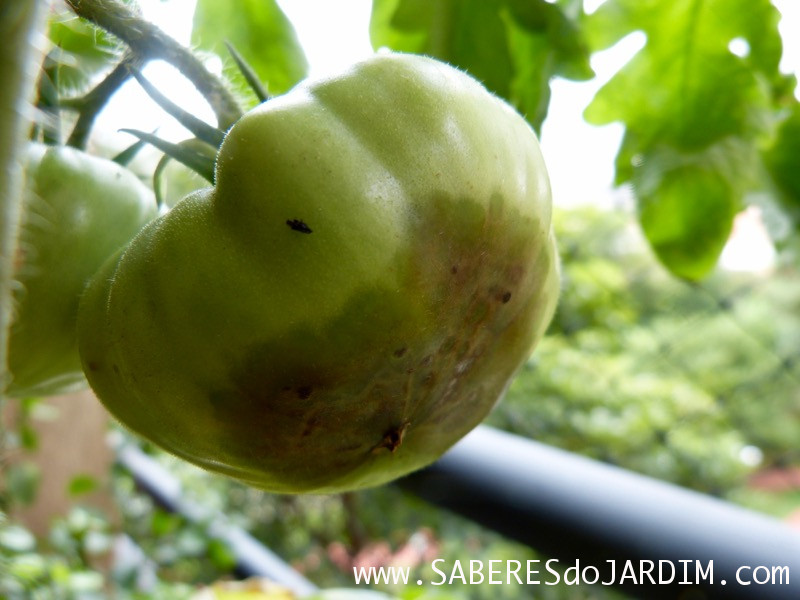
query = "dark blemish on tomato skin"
xmin=501 ymin=291 xmax=512 ymax=303
xmin=87 ymin=361 xmax=100 ymax=372
xmin=451 ymin=265 xmax=458 ymax=274
xmin=286 ymin=219 xmax=313 ymax=234
xmin=296 ymin=385 xmax=313 ymax=400
xmin=393 ymin=347 xmax=407 ymax=358
xmin=372 ymin=421 xmax=410 ymax=453
xmin=301 ymin=416 xmax=319 ymax=437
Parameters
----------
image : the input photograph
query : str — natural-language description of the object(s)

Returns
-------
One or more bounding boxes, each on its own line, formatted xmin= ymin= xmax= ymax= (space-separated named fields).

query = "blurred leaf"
xmin=65 ymin=570 xmax=104 ymax=592
xmin=5 ymin=463 xmax=40 ymax=507
xmin=583 ymin=0 xmax=789 ymax=280
xmin=372 ymin=0 xmax=515 ymax=98
xmin=764 ymin=102 xmax=800 ymax=226
xmin=48 ymin=5 xmax=118 ymax=92
xmin=18 ymin=424 xmax=38 ymax=452
xmin=7 ymin=553 xmax=47 ymax=583
xmin=67 ymin=474 xmax=98 ymax=497
xmin=638 ymin=163 xmax=738 ymax=281
xmin=192 ymin=0 xmax=308 ymax=102
xmin=206 ymin=538 xmax=236 ymax=571
xmin=151 ymin=510 xmax=182 ymax=537
xmin=0 ymin=525 xmax=36 ymax=554
xmin=370 ymin=0 xmax=592 ymax=132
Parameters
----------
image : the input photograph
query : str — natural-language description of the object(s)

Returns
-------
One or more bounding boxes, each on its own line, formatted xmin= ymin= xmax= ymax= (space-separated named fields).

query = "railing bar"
xmin=398 ymin=425 xmax=800 ymax=600
xmin=115 ymin=442 xmax=319 ymax=598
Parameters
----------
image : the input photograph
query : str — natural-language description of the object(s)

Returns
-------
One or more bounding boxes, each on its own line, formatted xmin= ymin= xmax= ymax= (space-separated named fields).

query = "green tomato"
xmin=78 ymin=53 xmax=559 ymax=493
xmin=6 ymin=143 xmax=157 ymax=397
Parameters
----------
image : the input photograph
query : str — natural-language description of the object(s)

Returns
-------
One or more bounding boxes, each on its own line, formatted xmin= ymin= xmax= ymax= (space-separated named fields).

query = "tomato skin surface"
xmin=6 ymin=144 xmax=157 ymax=398
xmin=78 ymin=53 xmax=559 ymax=493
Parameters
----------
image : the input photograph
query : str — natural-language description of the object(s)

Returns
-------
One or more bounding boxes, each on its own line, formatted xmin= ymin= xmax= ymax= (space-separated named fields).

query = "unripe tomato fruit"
xmin=78 ymin=53 xmax=559 ymax=493
xmin=5 ymin=144 xmax=157 ymax=397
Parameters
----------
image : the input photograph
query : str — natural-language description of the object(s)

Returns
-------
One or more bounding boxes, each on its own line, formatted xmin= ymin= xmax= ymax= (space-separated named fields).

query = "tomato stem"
xmin=64 ymin=52 xmax=142 ymax=150
xmin=0 ymin=0 xmax=50 ymax=400
xmin=129 ymin=68 xmax=227 ymax=149
xmin=64 ymin=0 xmax=243 ymax=130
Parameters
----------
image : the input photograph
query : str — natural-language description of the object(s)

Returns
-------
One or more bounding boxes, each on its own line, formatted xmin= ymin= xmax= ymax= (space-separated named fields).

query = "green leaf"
xmin=48 ymin=7 xmax=118 ymax=92
xmin=192 ymin=0 xmax=308 ymax=103
xmin=370 ymin=0 xmax=592 ymax=132
xmin=5 ymin=463 xmax=40 ymax=507
xmin=373 ymin=0 xmax=515 ymax=96
xmin=67 ymin=475 xmax=98 ymax=497
xmin=206 ymin=538 xmax=236 ymax=571
xmin=150 ymin=510 xmax=182 ymax=537
xmin=19 ymin=424 xmax=38 ymax=451
xmin=8 ymin=553 xmax=47 ymax=582
xmin=638 ymin=161 xmax=738 ymax=281
xmin=583 ymin=0 xmax=788 ymax=279
xmin=764 ymin=102 xmax=800 ymax=223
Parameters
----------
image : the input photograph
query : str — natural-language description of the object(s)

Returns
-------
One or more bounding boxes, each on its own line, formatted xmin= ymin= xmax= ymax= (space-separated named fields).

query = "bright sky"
xmin=98 ymin=0 xmax=799 ymax=272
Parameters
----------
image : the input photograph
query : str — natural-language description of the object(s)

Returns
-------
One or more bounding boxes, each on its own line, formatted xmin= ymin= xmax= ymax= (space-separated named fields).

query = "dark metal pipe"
xmin=397 ymin=425 xmax=800 ymax=599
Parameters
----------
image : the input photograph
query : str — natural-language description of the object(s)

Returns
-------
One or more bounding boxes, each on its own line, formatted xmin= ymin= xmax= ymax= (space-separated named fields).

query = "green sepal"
xmin=130 ymin=68 xmax=226 ymax=148
xmin=225 ymin=41 xmax=269 ymax=103
xmin=120 ymin=129 xmax=216 ymax=184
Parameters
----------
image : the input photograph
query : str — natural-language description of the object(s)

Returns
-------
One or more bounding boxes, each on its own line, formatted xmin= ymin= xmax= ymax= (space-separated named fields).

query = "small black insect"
xmin=286 ymin=219 xmax=313 ymax=234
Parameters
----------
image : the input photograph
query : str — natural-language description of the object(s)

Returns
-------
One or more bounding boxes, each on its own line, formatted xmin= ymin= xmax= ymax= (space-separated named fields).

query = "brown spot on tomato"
xmin=501 ymin=291 xmax=512 ymax=303
xmin=296 ymin=385 xmax=313 ymax=400
xmin=372 ymin=421 xmax=409 ymax=453
xmin=301 ymin=416 xmax=320 ymax=437
xmin=393 ymin=347 xmax=407 ymax=358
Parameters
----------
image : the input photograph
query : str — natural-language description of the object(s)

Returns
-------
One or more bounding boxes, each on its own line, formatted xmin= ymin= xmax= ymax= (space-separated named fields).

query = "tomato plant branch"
xmin=0 ymin=0 xmax=51 ymax=399
xmin=65 ymin=0 xmax=243 ymax=130
xmin=64 ymin=51 xmax=141 ymax=149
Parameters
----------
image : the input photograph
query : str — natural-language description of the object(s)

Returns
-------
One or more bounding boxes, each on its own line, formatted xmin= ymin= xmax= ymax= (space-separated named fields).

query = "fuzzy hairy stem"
xmin=0 ymin=0 xmax=51 ymax=399
xmin=66 ymin=52 xmax=142 ymax=149
xmin=65 ymin=0 xmax=242 ymax=130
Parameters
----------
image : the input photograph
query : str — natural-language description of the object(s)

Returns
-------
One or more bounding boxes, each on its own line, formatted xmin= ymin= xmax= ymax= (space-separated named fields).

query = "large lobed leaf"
xmin=584 ymin=0 xmax=791 ymax=280
xmin=192 ymin=0 xmax=308 ymax=104
xmin=370 ymin=0 xmax=593 ymax=132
